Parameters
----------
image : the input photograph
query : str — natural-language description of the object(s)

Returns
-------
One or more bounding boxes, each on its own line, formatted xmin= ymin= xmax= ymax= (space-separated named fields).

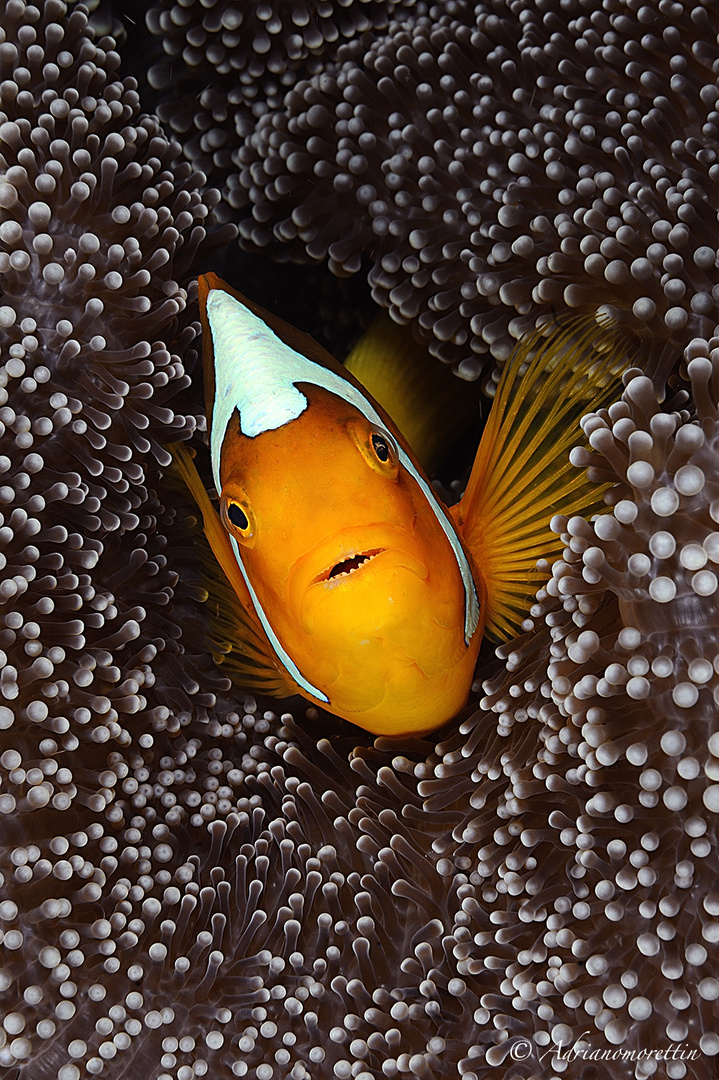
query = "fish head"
xmin=201 ymin=274 xmax=482 ymax=735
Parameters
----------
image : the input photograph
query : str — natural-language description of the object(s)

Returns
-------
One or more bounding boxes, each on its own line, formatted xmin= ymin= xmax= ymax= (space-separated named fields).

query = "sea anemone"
xmin=144 ymin=0 xmax=417 ymax=194
xmin=479 ymin=342 xmax=719 ymax=1069
xmin=0 ymin=0 xmax=231 ymax=1072
xmin=147 ymin=0 xmax=719 ymax=379
xmin=2 ymin=2 xmax=719 ymax=1079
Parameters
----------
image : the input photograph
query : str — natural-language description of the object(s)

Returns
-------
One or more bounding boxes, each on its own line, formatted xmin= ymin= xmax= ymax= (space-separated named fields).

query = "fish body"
xmin=197 ymin=274 xmax=482 ymax=735
xmin=175 ymin=273 xmax=630 ymax=736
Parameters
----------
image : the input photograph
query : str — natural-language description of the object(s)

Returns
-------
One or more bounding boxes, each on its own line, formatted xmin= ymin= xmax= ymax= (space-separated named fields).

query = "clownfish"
xmin=172 ymin=273 xmax=632 ymax=736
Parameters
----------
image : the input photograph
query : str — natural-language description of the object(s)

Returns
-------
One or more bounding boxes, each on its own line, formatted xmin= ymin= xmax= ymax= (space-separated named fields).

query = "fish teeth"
xmin=327 ymin=549 xmax=381 ymax=580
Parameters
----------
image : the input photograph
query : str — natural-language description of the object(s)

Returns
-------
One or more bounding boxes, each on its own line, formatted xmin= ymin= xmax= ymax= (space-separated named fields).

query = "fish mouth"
xmin=289 ymin=525 xmax=428 ymax=610
xmin=314 ymin=548 xmax=384 ymax=584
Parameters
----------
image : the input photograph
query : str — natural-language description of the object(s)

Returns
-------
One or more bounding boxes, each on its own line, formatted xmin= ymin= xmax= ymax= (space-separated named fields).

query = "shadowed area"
xmin=0 ymin=3 xmax=718 ymax=1079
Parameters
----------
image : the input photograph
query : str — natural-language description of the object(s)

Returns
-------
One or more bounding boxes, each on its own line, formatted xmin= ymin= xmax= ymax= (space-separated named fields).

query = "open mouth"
xmin=317 ymin=548 xmax=384 ymax=583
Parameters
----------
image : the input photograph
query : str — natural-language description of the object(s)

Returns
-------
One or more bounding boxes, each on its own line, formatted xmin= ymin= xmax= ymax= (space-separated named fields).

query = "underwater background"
xmin=1 ymin=1 xmax=719 ymax=1078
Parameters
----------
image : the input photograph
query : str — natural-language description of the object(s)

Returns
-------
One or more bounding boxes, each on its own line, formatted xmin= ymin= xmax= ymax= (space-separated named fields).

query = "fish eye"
xmin=366 ymin=428 xmax=397 ymax=475
xmin=371 ymin=433 xmax=391 ymax=462
xmin=221 ymin=494 xmax=254 ymax=543
xmin=227 ymin=502 xmax=249 ymax=530
xmin=346 ymin=418 xmax=399 ymax=478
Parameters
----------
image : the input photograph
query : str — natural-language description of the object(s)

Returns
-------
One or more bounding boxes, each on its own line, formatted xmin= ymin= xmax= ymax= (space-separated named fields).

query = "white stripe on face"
xmin=206 ymin=288 xmax=480 ymax=694
xmin=229 ymin=535 xmax=329 ymax=703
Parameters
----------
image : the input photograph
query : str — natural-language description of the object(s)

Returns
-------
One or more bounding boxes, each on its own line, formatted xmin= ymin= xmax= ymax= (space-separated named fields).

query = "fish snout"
xmin=287 ymin=526 xmax=429 ymax=615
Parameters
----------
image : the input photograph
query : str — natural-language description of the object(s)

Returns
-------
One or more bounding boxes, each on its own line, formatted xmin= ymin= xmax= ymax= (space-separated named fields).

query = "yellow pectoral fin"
xmin=167 ymin=442 xmax=298 ymax=698
xmin=454 ymin=312 xmax=639 ymax=642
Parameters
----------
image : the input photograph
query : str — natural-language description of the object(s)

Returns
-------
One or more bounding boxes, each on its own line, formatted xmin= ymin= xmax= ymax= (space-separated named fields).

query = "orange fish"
xmin=172 ymin=273 xmax=630 ymax=736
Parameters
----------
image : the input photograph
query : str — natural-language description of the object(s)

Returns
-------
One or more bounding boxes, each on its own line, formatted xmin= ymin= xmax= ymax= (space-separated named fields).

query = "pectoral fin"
xmin=168 ymin=442 xmax=299 ymax=698
xmin=453 ymin=313 xmax=638 ymax=642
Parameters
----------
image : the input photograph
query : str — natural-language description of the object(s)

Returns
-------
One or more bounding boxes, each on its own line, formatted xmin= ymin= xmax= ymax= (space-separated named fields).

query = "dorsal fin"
xmin=452 ymin=312 xmax=638 ymax=642
xmin=168 ymin=443 xmax=298 ymax=698
xmin=343 ymin=310 xmax=477 ymax=475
